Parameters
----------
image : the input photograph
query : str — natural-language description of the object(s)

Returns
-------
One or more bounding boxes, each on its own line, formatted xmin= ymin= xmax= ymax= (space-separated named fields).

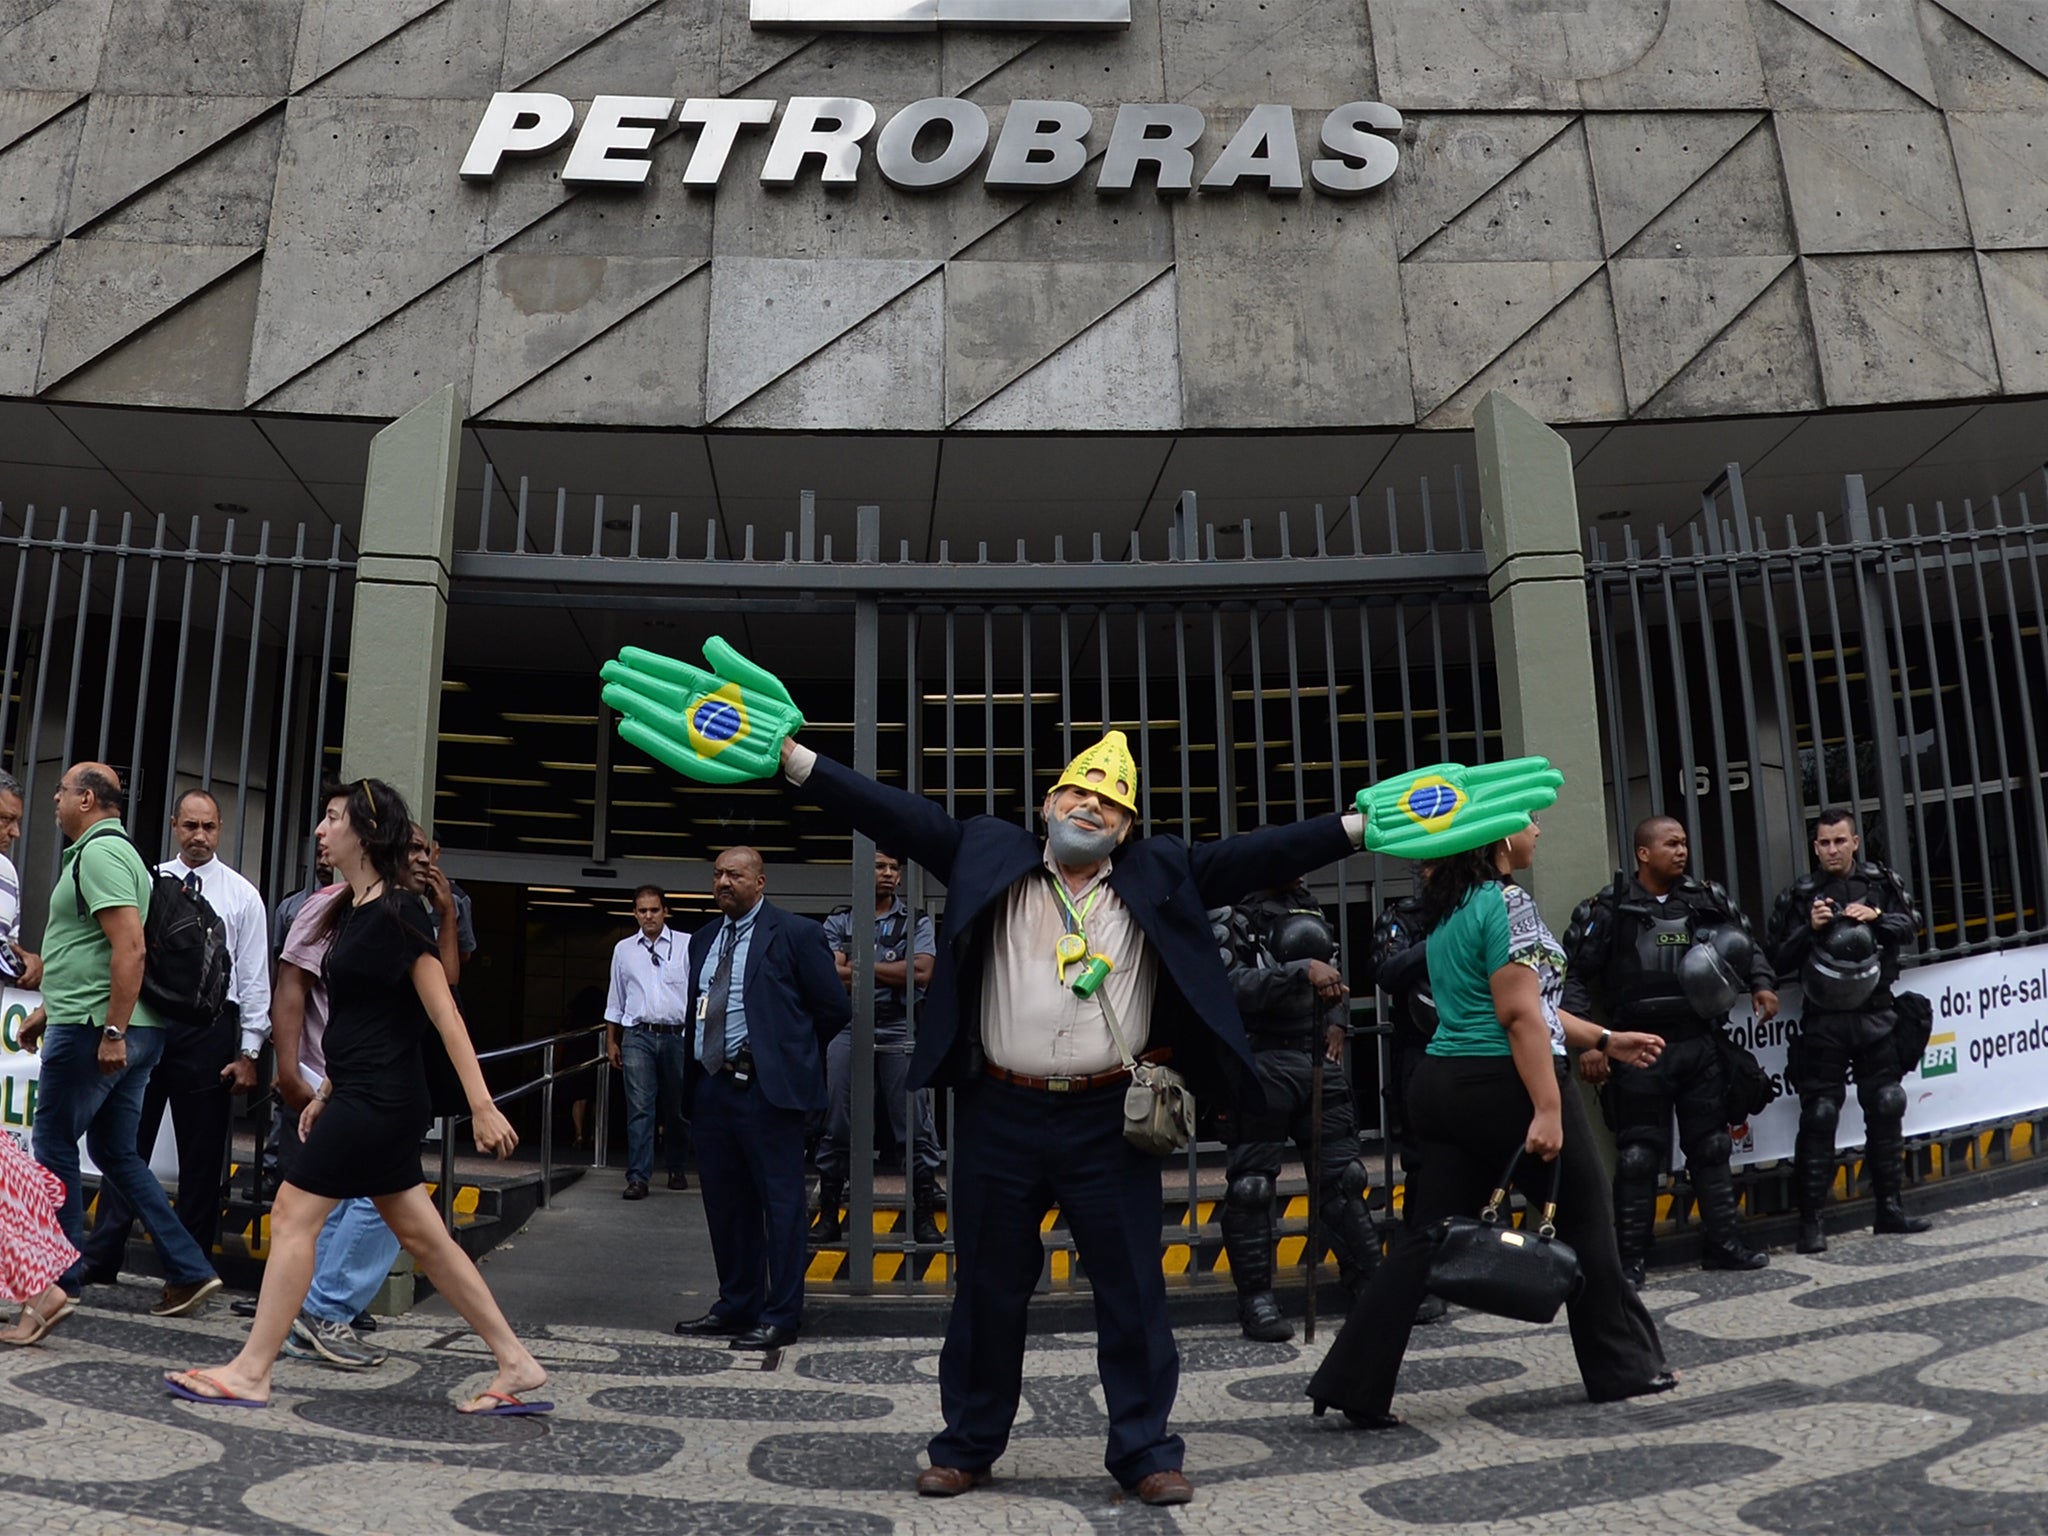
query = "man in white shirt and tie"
xmin=604 ymin=885 xmax=694 ymax=1200
xmin=78 ymin=787 xmax=272 ymax=1281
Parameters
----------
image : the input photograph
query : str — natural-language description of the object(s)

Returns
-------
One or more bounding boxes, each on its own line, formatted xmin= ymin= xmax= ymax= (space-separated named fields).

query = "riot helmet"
xmin=1678 ymin=927 xmax=1750 ymax=1019
xmin=1802 ymin=919 xmax=1881 ymax=1011
xmin=1268 ymin=909 xmax=1337 ymax=965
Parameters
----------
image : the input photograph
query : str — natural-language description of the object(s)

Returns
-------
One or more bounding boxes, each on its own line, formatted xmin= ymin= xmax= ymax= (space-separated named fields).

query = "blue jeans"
xmin=621 ymin=1028 xmax=690 ymax=1186
xmin=32 ymin=1023 xmax=217 ymax=1294
xmin=305 ymin=1198 xmax=402 ymax=1324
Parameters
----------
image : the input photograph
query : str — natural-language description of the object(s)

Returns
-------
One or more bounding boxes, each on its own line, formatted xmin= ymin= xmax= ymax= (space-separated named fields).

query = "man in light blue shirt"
xmin=605 ymin=886 xmax=695 ymax=1199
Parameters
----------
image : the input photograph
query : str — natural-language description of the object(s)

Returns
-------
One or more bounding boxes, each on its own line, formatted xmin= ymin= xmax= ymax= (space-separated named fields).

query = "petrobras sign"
xmin=460 ymin=93 xmax=1400 ymax=197
xmin=750 ymin=1 xmax=1130 ymax=26
xmin=1667 ymin=941 xmax=2048 ymax=1169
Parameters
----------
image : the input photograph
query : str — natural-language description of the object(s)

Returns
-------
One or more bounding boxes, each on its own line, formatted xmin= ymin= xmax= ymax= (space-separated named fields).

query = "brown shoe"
xmin=667 ymin=1171 xmax=688 ymax=1191
xmin=915 ymin=1465 xmax=991 ymax=1497
xmin=151 ymin=1277 xmax=224 ymax=1318
xmin=1134 ymin=1469 xmax=1193 ymax=1506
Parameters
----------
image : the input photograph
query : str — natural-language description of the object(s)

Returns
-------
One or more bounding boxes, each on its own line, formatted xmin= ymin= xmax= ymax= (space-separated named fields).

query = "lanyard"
xmin=1045 ymin=869 xmax=1107 ymax=982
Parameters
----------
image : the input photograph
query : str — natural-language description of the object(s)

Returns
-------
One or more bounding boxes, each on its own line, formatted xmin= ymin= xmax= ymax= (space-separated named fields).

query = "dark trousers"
xmin=1226 ymin=1045 xmax=1362 ymax=1187
xmin=816 ymin=1023 xmax=942 ymax=1179
xmin=1308 ymin=1054 xmax=1667 ymax=1418
xmin=931 ymin=1076 xmax=1182 ymax=1487
xmin=77 ymin=1042 xmax=232 ymax=1274
xmin=693 ymin=1069 xmax=809 ymax=1332
xmin=1607 ymin=1030 xmax=1728 ymax=1163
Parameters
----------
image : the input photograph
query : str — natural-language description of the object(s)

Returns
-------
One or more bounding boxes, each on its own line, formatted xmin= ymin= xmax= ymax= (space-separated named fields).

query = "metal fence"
xmin=448 ymin=480 xmax=1501 ymax=1290
xmin=1586 ymin=464 xmax=2048 ymax=960
xmin=0 ymin=504 xmax=354 ymax=925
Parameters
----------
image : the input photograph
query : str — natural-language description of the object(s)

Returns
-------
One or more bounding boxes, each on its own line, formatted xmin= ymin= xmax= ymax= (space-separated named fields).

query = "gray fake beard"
xmin=1046 ymin=810 xmax=1120 ymax=867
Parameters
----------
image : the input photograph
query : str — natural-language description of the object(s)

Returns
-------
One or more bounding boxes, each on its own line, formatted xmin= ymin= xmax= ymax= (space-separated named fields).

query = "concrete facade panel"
xmin=1802 ymin=250 xmax=2000 ymax=404
xmin=1920 ymin=3 xmax=2048 ymax=111
xmin=0 ymin=103 xmax=82 ymax=239
xmin=1388 ymin=114 xmax=1573 ymax=259
xmin=36 ymin=238 xmax=256 ymax=388
xmin=95 ymin=0 xmax=304 ymax=98
xmin=471 ymin=250 xmax=700 ymax=409
xmin=290 ymin=0 xmax=446 ymax=93
xmin=1158 ymin=0 xmax=1375 ymax=110
xmin=1639 ymin=263 xmax=1823 ymax=418
xmin=718 ymin=266 xmax=943 ymax=428
xmin=957 ymin=270 xmax=1178 ymax=432
xmin=960 ymin=0 xmax=1163 ymax=106
xmin=1585 ymin=112 xmax=1765 ymax=255
xmin=1775 ymin=109 xmax=1971 ymax=252
xmin=1402 ymin=259 xmax=1603 ymax=418
xmin=1174 ymin=194 xmax=1411 ymax=429
xmin=0 ymin=246 xmax=56 ymax=395
xmin=66 ymin=95 xmax=278 ymax=232
xmin=1408 ymin=119 xmax=1603 ymax=263
xmin=1609 ymin=254 xmax=1795 ymax=412
xmin=1769 ymin=0 xmax=1937 ymax=106
xmin=0 ymin=88 xmax=78 ymax=152
xmin=258 ymin=265 xmax=482 ymax=414
xmin=0 ymin=0 xmax=112 ymax=94
xmin=300 ymin=0 xmax=509 ymax=100
xmin=1976 ymin=248 xmax=2048 ymax=395
xmin=512 ymin=1 xmax=720 ymax=100
xmin=1422 ymin=268 xmax=1626 ymax=429
xmin=954 ymin=176 xmax=1172 ymax=263
xmin=84 ymin=112 xmax=286 ymax=247
xmin=46 ymin=260 xmax=263 ymax=409
xmin=705 ymin=255 xmax=938 ymax=418
xmin=1934 ymin=0 xmax=2048 ymax=82
xmin=1948 ymin=112 xmax=2048 ymax=249
xmin=1747 ymin=0 xmax=1930 ymax=111
xmin=943 ymin=256 xmax=1166 ymax=421
xmin=1616 ymin=125 xmax=1796 ymax=259
xmin=479 ymin=264 xmax=711 ymax=426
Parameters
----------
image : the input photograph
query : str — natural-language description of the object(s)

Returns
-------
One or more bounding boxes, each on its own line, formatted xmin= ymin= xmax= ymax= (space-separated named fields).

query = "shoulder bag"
xmin=1427 ymin=1149 xmax=1583 ymax=1324
xmin=1096 ymin=981 xmax=1195 ymax=1156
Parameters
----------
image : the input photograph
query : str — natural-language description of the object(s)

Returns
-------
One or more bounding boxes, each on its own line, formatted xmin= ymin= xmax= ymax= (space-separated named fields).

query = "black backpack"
xmin=72 ymin=828 xmax=232 ymax=1027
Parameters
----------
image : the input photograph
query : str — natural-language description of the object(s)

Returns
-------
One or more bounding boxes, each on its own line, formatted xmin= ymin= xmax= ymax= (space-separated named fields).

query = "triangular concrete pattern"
xmin=1746 ymin=0 xmax=1930 ymax=109
xmin=1609 ymin=254 xmax=1794 ymax=412
xmin=0 ymin=237 xmax=54 ymax=281
xmin=1585 ymin=113 xmax=1765 ymax=256
xmin=1401 ymin=260 xmax=1605 ymax=417
xmin=1919 ymin=2 xmax=2048 ymax=110
xmin=1927 ymin=0 xmax=2048 ymax=83
xmin=1642 ymin=265 xmax=1824 ymax=418
xmin=86 ymin=113 xmax=285 ymax=247
xmin=66 ymin=96 xmax=281 ymax=234
xmin=1801 ymin=254 xmax=2001 ymax=402
xmin=503 ymin=0 xmax=665 ymax=88
xmin=1776 ymin=112 xmax=1970 ymax=249
xmin=1770 ymin=0 xmax=1940 ymax=105
xmin=472 ymin=253 xmax=703 ymax=411
xmin=1388 ymin=114 xmax=1577 ymax=261
xmin=1160 ymin=0 xmax=1367 ymax=107
xmin=705 ymin=257 xmax=941 ymax=421
xmin=1616 ymin=126 xmax=1794 ymax=259
xmin=943 ymin=258 xmax=1169 ymax=423
xmin=1948 ymin=113 xmax=2048 ymax=248
xmin=958 ymin=270 xmax=1179 ymax=431
xmin=717 ymin=6 xmax=815 ymax=97
xmin=0 ymin=0 xmax=113 ymax=94
xmin=301 ymin=0 xmax=510 ymax=100
xmin=290 ymin=0 xmax=447 ymax=93
xmin=46 ymin=260 xmax=263 ymax=410
xmin=0 ymin=247 xmax=57 ymax=396
xmin=36 ymin=239 xmax=257 ymax=388
xmin=1421 ymin=268 xmax=1626 ymax=429
xmin=1408 ymin=118 xmax=1603 ymax=263
xmin=0 ymin=90 xmax=80 ymax=155
xmin=941 ymin=29 xmax=1044 ymax=98
xmin=256 ymin=265 xmax=484 ymax=415
xmin=1975 ymin=249 xmax=2048 ymax=393
xmin=719 ymin=268 xmax=944 ymax=429
xmin=481 ymin=266 xmax=712 ymax=427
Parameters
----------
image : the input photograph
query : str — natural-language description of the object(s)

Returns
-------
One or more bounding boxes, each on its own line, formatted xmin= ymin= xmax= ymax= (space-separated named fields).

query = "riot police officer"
xmin=1215 ymin=882 xmax=1379 ymax=1343
xmin=1766 ymin=807 xmax=1928 ymax=1253
xmin=1564 ymin=817 xmax=1778 ymax=1285
xmin=1365 ymin=874 xmax=1448 ymax=1325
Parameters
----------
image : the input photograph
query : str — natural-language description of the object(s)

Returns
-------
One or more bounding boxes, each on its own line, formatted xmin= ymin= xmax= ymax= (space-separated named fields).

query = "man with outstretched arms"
xmin=1564 ymin=817 xmax=1777 ymax=1285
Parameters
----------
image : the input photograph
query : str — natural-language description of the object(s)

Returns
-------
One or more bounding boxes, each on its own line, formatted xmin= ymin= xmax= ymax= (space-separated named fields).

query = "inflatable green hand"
xmin=1353 ymin=757 xmax=1564 ymax=860
xmin=599 ymin=638 xmax=805 ymax=786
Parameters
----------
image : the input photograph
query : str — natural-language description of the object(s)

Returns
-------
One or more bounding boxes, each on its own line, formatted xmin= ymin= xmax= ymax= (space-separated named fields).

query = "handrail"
xmin=433 ymin=1025 xmax=610 ymax=1233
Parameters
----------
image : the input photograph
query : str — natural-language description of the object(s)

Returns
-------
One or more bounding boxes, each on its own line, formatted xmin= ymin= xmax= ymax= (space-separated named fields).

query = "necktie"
xmin=701 ymin=921 xmax=740 ymax=1073
xmin=183 ymin=871 xmax=201 ymax=896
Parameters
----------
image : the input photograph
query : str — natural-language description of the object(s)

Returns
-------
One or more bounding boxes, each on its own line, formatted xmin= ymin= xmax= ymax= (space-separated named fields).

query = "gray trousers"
xmin=815 ymin=1024 xmax=941 ymax=1178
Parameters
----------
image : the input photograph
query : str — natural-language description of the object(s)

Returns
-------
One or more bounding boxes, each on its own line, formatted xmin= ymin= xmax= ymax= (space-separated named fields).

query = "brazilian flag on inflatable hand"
xmin=599 ymin=638 xmax=805 ymax=785
xmin=1354 ymin=757 xmax=1563 ymax=860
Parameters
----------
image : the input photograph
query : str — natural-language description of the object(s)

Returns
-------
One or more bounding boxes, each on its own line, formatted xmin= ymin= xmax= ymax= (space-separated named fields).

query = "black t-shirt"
xmin=321 ymin=895 xmax=441 ymax=1110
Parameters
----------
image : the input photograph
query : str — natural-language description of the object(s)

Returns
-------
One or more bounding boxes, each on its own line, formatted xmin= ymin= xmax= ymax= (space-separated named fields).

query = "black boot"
xmin=912 ymin=1168 xmax=945 ymax=1247
xmin=1692 ymin=1162 xmax=1767 ymax=1271
xmin=813 ymin=1175 xmax=844 ymax=1243
xmin=1613 ymin=1168 xmax=1658 ymax=1288
xmin=1797 ymin=1213 xmax=1827 ymax=1254
xmin=1221 ymin=1177 xmax=1292 ymax=1342
xmin=1867 ymin=1121 xmax=1932 ymax=1235
xmin=1794 ymin=1120 xmax=1836 ymax=1254
xmin=1317 ymin=1184 xmax=1382 ymax=1297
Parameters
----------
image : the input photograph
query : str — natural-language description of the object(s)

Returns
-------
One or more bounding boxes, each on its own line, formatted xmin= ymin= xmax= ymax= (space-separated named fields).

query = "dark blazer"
xmin=796 ymin=754 xmax=1358 ymax=1111
xmin=684 ymin=899 xmax=851 ymax=1114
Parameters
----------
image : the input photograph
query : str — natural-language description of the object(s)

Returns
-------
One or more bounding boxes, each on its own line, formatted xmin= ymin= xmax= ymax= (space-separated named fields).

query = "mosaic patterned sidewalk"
xmin=6 ymin=1190 xmax=2048 ymax=1535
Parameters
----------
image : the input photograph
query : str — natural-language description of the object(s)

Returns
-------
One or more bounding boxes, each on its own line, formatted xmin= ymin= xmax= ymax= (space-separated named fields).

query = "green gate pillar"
xmin=1474 ymin=390 xmax=1611 ymax=933
xmin=339 ymin=384 xmax=463 ymax=834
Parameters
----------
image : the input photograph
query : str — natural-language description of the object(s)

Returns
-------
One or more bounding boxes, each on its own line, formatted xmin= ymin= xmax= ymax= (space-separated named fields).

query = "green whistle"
xmin=1071 ymin=954 xmax=1114 ymax=999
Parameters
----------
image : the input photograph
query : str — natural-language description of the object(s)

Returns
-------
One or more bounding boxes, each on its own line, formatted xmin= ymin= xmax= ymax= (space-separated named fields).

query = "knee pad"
xmin=1868 ymin=1083 xmax=1907 ymax=1122
xmin=1803 ymin=1096 xmax=1840 ymax=1134
xmin=1690 ymin=1130 xmax=1733 ymax=1168
xmin=1337 ymin=1158 xmax=1371 ymax=1201
xmin=1616 ymin=1141 xmax=1662 ymax=1182
xmin=1226 ymin=1173 xmax=1276 ymax=1211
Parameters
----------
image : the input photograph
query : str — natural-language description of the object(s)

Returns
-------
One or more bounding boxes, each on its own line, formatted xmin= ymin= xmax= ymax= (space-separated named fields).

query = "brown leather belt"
xmin=983 ymin=1048 xmax=1172 ymax=1094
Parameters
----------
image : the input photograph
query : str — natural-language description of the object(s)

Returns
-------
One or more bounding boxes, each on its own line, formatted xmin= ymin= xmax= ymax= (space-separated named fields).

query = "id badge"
xmin=696 ymin=994 xmax=709 ymax=1022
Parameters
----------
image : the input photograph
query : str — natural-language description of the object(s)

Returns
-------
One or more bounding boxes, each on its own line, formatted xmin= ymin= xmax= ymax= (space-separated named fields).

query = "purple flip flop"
xmin=458 ymin=1390 xmax=555 ymax=1417
xmin=164 ymin=1371 xmax=269 ymax=1408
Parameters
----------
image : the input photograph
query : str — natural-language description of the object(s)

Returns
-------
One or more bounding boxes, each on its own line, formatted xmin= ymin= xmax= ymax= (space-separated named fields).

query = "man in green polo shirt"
xmin=23 ymin=762 xmax=221 ymax=1318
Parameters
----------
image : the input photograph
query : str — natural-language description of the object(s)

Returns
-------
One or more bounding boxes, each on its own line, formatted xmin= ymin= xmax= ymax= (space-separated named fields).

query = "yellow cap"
xmin=1052 ymin=731 xmax=1139 ymax=813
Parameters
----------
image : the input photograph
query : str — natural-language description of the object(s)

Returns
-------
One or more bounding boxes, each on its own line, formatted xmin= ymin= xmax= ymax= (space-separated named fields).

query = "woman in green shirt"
xmin=1308 ymin=817 xmax=1678 ymax=1425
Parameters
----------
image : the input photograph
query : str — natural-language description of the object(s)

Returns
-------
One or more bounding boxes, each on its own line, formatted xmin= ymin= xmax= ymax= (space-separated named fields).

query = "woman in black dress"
xmin=166 ymin=779 xmax=548 ymax=1413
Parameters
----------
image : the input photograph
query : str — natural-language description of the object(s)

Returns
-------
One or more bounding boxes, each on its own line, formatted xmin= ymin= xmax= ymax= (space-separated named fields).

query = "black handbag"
xmin=1426 ymin=1150 xmax=1584 ymax=1324
xmin=1891 ymin=990 xmax=1935 ymax=1078
xmin=1714 ymin=1028 xmax=1780 ymax=1123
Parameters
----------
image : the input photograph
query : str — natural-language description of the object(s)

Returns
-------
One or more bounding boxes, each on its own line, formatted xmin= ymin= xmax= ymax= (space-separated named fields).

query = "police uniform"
xmin=815 ymin=895 xmax=944 ymax=1245
xmin=1215 ymin=882 xmax=1377 ymax=1343
xmin=1765 ymin=858 xmax=1927 ymax=1251
xmin=1563 ymin=873 xmax=1773 ymax=1281
xmin=1366 ymin=891 xmax=1433 ymax=1170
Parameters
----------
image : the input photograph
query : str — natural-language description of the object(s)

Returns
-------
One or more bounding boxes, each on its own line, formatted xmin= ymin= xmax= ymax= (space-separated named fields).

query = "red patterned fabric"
xmin=0 ymin=1130 xmax=76 ymax=1300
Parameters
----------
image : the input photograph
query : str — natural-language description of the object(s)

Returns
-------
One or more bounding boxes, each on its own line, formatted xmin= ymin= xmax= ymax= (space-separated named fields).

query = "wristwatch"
xmin=1596 ymin=1028 xmax=1613 ymax=1054
xmin=101 ymin=1024 xmax=127 ymax=1043
xmin=240 ymin=1046 xmax=262 ymax=1061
